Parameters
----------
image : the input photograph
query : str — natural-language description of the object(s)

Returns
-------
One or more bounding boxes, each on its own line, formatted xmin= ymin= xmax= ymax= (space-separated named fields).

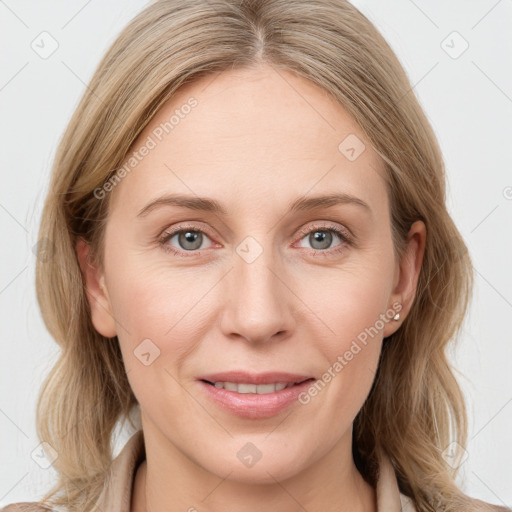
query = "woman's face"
xmin=79 ymin=64 xmax=424 ymax=484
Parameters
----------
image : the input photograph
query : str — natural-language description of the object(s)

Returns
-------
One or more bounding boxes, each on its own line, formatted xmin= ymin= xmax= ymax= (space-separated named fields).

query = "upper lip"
xmin=197 ymin=371 xmax=314 ymax=385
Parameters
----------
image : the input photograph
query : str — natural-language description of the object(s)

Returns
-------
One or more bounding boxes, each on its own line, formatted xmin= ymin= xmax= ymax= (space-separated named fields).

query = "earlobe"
xmin=383 ymin=220 xmax=427 ymax=338
xmin=76 ymin=238 xmax=117 ymax=338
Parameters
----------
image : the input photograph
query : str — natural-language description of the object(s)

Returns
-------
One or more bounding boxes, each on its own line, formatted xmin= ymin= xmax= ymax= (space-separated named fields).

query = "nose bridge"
xmin=221 ymin=235 xmax=294 ymax=343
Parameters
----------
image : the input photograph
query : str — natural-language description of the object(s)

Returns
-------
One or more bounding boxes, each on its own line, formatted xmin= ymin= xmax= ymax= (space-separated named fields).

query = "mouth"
xmin=200 ymin=378 xmax=314 ymax=394
xmin=196 ymin=372 xmax=316 ymax=419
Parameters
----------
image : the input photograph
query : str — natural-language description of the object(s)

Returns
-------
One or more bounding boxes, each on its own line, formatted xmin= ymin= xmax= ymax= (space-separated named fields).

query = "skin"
xmin=77 ymin=63 xmax=426 ymax=512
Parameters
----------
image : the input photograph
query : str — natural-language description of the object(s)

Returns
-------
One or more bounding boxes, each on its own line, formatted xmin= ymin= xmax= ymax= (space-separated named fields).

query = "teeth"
xmin=211 ymin=382 xmax=294 ymax=394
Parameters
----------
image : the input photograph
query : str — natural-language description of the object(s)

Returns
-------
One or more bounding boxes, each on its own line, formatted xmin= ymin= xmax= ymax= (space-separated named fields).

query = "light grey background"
xmin=1 ymin=0 xmax=511 ymax=508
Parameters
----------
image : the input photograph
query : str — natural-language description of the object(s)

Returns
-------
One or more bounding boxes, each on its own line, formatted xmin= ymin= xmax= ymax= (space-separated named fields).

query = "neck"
xmin=131 ymin=436 xmax=376 ymax=512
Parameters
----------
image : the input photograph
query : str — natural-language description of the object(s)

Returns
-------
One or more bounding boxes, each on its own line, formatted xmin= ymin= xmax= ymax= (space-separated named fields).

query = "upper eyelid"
xmin=295 ymin=222 xmax=352 ymax=239
xmin=161 ymin=221 xmax=215 ymax=240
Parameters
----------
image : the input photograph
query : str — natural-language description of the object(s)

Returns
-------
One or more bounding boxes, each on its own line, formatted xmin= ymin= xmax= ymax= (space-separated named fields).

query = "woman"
xmin=2 ymin=1 xmax=509 ymax=511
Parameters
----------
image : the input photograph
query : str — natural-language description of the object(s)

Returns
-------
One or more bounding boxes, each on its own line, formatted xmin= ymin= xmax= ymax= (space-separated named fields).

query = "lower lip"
xmin=197 ymin=379 xmax=315 ymax=419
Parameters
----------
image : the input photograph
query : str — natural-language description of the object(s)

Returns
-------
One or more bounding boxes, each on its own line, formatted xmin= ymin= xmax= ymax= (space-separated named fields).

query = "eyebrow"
xmin=136 ymin=192 xmax=371 ymax=218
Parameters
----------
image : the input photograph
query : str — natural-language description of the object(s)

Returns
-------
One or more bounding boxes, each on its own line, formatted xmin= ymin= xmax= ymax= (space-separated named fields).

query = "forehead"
xmin=109 ymin=64 xmax=387 ymax=219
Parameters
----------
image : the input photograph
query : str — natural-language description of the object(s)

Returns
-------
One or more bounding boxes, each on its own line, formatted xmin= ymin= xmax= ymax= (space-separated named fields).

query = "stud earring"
xmin=393 ymin=312 xmax=400 ymax=321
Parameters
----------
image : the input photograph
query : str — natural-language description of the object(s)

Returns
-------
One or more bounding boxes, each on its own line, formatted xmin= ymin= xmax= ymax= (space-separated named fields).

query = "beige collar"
xmin=94 ymin=430 xmax=416 ymax=512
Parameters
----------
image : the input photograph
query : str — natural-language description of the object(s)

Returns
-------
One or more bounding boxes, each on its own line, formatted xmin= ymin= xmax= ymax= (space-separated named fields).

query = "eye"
xmin=294 ymin=223 xmax=352 ymax=255
xmin=158 ymin=222 xmax=353 ymax=258
xmin=158 ymin=224 xmax=216 ymax=256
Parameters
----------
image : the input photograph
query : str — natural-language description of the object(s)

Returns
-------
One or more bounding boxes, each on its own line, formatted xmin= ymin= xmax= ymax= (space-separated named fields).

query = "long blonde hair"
xmin=26 ymin=1 xmax=509 ymax=511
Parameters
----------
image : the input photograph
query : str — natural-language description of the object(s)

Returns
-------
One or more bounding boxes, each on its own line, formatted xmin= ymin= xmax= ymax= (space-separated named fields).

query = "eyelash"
xmin=157 ymin=222 xmax=353 ymax=258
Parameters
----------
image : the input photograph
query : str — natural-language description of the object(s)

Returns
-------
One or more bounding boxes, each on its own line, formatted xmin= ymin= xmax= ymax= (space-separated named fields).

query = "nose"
xmin=219 ymin=243 xmax=296 ymax=345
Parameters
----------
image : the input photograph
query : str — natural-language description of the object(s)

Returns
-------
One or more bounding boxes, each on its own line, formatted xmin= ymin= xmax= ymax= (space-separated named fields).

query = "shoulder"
xmin=0 ymin=503 xmax=55 ymax=512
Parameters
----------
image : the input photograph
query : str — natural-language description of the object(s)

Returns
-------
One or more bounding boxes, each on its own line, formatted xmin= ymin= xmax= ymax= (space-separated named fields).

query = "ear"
xmin=76 ymin=238 xmax=117 ymax=338
xmin=383 ymin=220 xmax=426 ymax=338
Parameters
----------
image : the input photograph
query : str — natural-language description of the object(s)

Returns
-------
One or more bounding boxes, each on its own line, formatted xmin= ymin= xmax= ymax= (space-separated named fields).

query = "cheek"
xmin=106 ymin=263 xmax=203 ymax=411
xmin=303 ymin=258 xmax=394 ymax=350
xmin=105 ymin=248 xmax=207 ymax=333
xmin=298 ymin=258 xmax=393 ymax=409
xmin=104 ymin=252 xmax=218 ymax=378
